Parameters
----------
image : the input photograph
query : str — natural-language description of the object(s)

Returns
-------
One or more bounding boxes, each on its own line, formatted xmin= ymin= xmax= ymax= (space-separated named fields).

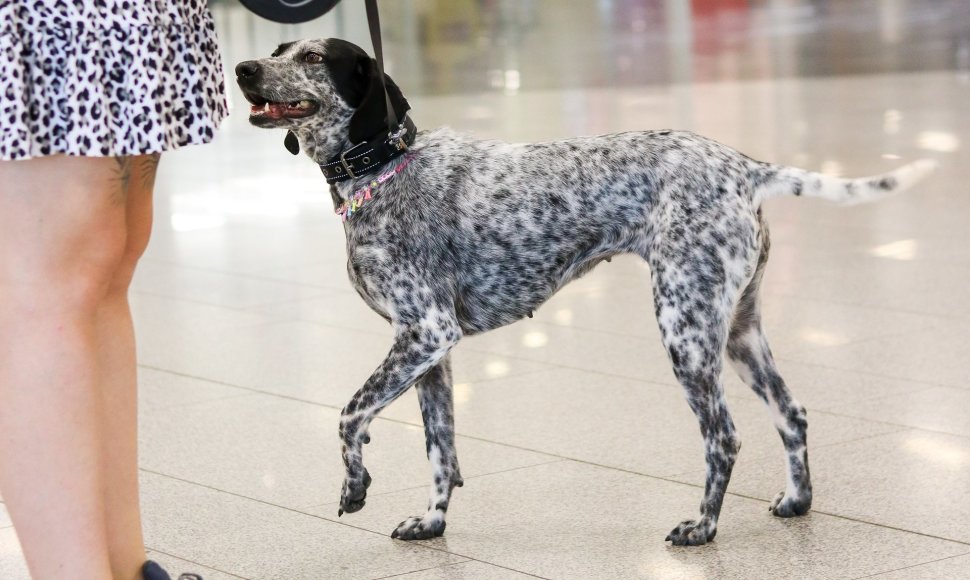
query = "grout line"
xmin=140 ymin=257 xmax=348 ymax=292
xmin=367 ymin=560 xmax=473 ymax=580
xmin=774 ymin=355 xmax=970 ymax=393
xmin=370 ymin=559 xmax=550 ymax=580
xmin=302 ymin=459 xmax=566 ymax=511
xmin=140 ymin=469 xmax=552 ymax=579
xmin=850 ymin=550 xmax=970 ymax=579
xmin=144 ymin=547 xmax=252 ymax=580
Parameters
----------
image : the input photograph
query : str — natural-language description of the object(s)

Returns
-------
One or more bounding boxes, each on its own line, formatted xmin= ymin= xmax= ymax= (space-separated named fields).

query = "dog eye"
xmin=304 ymin=52 xmax=324 ymax=64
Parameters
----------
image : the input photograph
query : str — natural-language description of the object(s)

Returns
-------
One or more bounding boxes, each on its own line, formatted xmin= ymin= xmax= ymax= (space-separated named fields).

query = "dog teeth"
xmin=263 ymin=102 xmax=270 ymax=112
xmin=299 ymin=100 xmax=312 ymax=108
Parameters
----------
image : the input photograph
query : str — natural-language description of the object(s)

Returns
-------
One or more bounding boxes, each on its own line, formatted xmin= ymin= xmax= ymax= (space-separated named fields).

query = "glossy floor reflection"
xmin=3 ymin=2 xmax=970 ymax=579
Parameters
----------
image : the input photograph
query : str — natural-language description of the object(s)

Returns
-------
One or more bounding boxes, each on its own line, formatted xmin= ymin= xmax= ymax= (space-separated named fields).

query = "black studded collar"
xmin=319 ymin=116 xmax=417 ymax=184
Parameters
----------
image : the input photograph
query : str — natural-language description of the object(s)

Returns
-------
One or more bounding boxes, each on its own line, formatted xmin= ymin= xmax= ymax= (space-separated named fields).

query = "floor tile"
xmin=310 ymin=461 xmax=967 ymax=580
xmin=250 ymin=289 xmax=397 ymax=336
xmin=133 ymin=261 xmax=329 ymax=309
xmin=0 ymin=504 xmax=11 ymax=529
xmin=383 ymin=560 xmax=537 ymax=579
xmin=0 ymin=528 xmax=28 ymax=580
xmin=721 ymin=359 xmax=929 ymax=412
xmin=827 ymin=386 xmax=970 ymax=438
xmin=138 ymin=318 xmax=549 ymax=408
xmin=142 ymin=473 xmax=465 ymax=580
xmin=788 ymin=321 xmax=970 ymax=390
xmin=141 ymin=392 xmax=557 ymax=509
xmin=138 ymin=367 xmax=252 ymax=412
xmin=145 ymin=551 xmax=245 ymax=580
xmin=699 ymin=430 xmax=970 ymax=544
xmin=142 ymin=222 xmax=342 ymax=279
xmin=531 ymin=277 xmax=936 ymax=358
xmin=380 ymin=367 xmax=902 ymax=478
xmin=131 ymin=292 xmax=272 ymax=336
xmin=865 ymin=553 xmax=970 ymax=580
xmin=462 ymin=321 xmax=673 ymax=384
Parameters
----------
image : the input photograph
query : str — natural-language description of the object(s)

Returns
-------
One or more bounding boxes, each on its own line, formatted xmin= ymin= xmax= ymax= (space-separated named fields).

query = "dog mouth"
xmin=242 ymin=91 xmax=319 ymax=120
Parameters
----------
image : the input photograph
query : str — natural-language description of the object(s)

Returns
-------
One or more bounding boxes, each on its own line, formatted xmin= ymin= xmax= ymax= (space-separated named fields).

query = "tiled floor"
xmin=3 ymin=1 xmax=970 ymax=579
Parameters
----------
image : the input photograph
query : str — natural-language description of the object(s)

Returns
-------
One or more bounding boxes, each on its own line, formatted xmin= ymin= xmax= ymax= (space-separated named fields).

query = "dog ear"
xmin=284 ymin=131 xmax=300 ymax=155
xmin=347 ymin=56 xmax=410 ymax=145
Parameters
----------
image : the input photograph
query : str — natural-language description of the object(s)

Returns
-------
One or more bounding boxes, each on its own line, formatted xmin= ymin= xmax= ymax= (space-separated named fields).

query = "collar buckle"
xmin=339 ymin=151 xmax=358 ymax=179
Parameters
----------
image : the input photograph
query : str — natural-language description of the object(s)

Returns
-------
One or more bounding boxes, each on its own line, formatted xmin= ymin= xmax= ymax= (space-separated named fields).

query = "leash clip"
xmin=339 ymin=151 xmax=357 ymax=178
xmin=388 ymin=123 xmax=409 ymax=151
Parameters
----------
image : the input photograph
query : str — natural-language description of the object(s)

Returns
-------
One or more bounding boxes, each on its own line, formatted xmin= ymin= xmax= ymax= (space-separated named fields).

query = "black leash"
xmin=364 ymin=0 xmax=398 ymax=133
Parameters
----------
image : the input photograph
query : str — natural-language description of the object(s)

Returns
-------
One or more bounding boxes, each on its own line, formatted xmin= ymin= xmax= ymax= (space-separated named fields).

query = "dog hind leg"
xmin=392 ymin=355 xmax=464 ymax=540
xmin=651 ymin=259 xmax=743 ymax=546
xmin=726 ymin=229 xmax=812 ymax=517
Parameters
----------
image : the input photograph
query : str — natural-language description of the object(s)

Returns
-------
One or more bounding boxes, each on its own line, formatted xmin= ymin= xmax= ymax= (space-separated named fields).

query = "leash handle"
xmin=364 ymin=0 xmax=398 ymax=133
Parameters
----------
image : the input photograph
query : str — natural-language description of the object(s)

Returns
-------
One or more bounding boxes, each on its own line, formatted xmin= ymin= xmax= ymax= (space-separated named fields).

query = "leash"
xmin=319 ymin=0 xmax=416 ymax=186
xmin=364 ymin=0 xmax=398 ymax=133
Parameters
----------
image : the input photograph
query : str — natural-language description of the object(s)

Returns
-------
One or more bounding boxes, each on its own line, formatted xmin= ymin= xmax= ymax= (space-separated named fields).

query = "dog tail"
xmin=752 ymin=159 xmax=938 ymax=206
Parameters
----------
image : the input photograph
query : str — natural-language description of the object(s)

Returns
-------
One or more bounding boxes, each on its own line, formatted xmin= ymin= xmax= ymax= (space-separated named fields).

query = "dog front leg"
xmin=392 ymin=356 xmax=463 ymax=540
xmin=338 ymin=316 xmax=460 ymax=516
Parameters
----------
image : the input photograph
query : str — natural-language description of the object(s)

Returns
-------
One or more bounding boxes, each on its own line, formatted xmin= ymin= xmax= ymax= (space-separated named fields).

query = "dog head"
xmin=235 ymin=38 xmax=410 ymax=159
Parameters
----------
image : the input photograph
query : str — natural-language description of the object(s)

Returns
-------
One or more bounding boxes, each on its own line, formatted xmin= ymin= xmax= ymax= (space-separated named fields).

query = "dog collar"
xmin=335 ymin=154 xmax=413 ymax=222
xmin=319 ymin=116 xmax=417 ymax=184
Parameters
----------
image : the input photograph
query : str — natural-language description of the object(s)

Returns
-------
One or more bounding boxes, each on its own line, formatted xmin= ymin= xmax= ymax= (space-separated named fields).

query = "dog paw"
xmin=337 ymin=469 xmax=372 ymax=516
xmin=769 ymin=491 xmax=811 ymax=518
xmin=391 ymin=515 xmax=446 ymax=541
xmin=665 ymin=519 xmax=716 ymax=546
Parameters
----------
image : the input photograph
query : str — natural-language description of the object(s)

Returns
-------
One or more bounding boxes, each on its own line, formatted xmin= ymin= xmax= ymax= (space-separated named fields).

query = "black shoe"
xmin=142 ymin=559 xmax=204 ymax=580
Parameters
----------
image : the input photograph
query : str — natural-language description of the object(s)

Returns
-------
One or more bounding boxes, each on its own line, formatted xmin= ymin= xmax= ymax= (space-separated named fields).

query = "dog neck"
xmin=316 ymin=116 xmax=417 ymax=187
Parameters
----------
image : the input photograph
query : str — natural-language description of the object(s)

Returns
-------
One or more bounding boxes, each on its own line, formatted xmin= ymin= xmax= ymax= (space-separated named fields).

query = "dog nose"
xmin=235 ymin=61 xmax=260 ymax=78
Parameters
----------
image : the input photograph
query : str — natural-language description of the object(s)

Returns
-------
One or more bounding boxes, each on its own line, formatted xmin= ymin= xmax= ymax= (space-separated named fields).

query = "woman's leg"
xmin=99 ymin=154 xmax=160 ymax=580
xmin=0 ymin=155 xmax=132 ymax=580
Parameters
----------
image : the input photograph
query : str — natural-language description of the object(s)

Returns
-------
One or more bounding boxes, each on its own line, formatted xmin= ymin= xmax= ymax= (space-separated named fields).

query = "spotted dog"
xmin=235 ymin=38 xmax=937 ymax=545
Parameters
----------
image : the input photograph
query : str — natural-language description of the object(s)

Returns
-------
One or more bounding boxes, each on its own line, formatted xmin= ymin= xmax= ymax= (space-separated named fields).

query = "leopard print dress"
xmin=0 ymin=1 xmax=228 ymax=160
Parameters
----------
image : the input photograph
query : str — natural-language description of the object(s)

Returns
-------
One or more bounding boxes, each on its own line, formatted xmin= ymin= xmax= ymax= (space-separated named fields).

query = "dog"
xmin=235 ymin=38 xmax=936 ymax=545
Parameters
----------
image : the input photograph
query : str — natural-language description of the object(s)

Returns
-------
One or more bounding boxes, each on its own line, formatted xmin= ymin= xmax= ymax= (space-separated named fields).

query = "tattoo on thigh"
xmin=137 ymin=153 xmax=162 ymax=191
xmin=111 ymin=157 xmax=132 ymax=204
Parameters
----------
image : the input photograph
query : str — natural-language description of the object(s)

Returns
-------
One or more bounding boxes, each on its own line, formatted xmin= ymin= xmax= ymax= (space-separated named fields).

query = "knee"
xmin=0 ymin=223 xmax=129 ymax=316
xmin=105 ymin=227 xmax=151 ymax=296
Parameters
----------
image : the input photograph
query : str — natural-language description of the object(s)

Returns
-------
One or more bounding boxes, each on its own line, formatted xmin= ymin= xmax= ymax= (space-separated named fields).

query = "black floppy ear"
xmin=347 ymin=56 xmax=410 ymax=144
xmin=284 ymin=131 xmax=300 ymax=155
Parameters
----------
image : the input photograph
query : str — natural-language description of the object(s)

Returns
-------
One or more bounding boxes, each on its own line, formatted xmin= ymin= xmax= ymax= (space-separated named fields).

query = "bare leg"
xmin=99 ymin=154 xmax=161 ymax=579
xmin=392 ymin=356 xmax=464 ymax=540
xmin=0 ymin=156 xmax=131 ymax=579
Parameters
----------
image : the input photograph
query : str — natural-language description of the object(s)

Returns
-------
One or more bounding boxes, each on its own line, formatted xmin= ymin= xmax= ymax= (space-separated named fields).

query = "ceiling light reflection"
xmin=904 ymin=434 xmax=966 ymax=468
xmin=917 ymin=131 xmax=960 ymax=153
xmin=870 ymin=239 xmax=917 ymax=261
xmin=522 ymin=331 xmax=548 ymax=348
xmin=883 ymin=109 xmax=901 ymax=134
xmin=504 ymin=70 xmax=521 ymax=95
xmin=554 ymin=309 xmax=574 ymax=325
xmin=485 ymin=360 xmax=510 ymax=378
xmin=454 ymin=382 xmax=472 ymax=406
xmin=800 ymin=329 xmax=849 ymax=347
xmin=820 ymin=160 xmax=843 ymax=177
